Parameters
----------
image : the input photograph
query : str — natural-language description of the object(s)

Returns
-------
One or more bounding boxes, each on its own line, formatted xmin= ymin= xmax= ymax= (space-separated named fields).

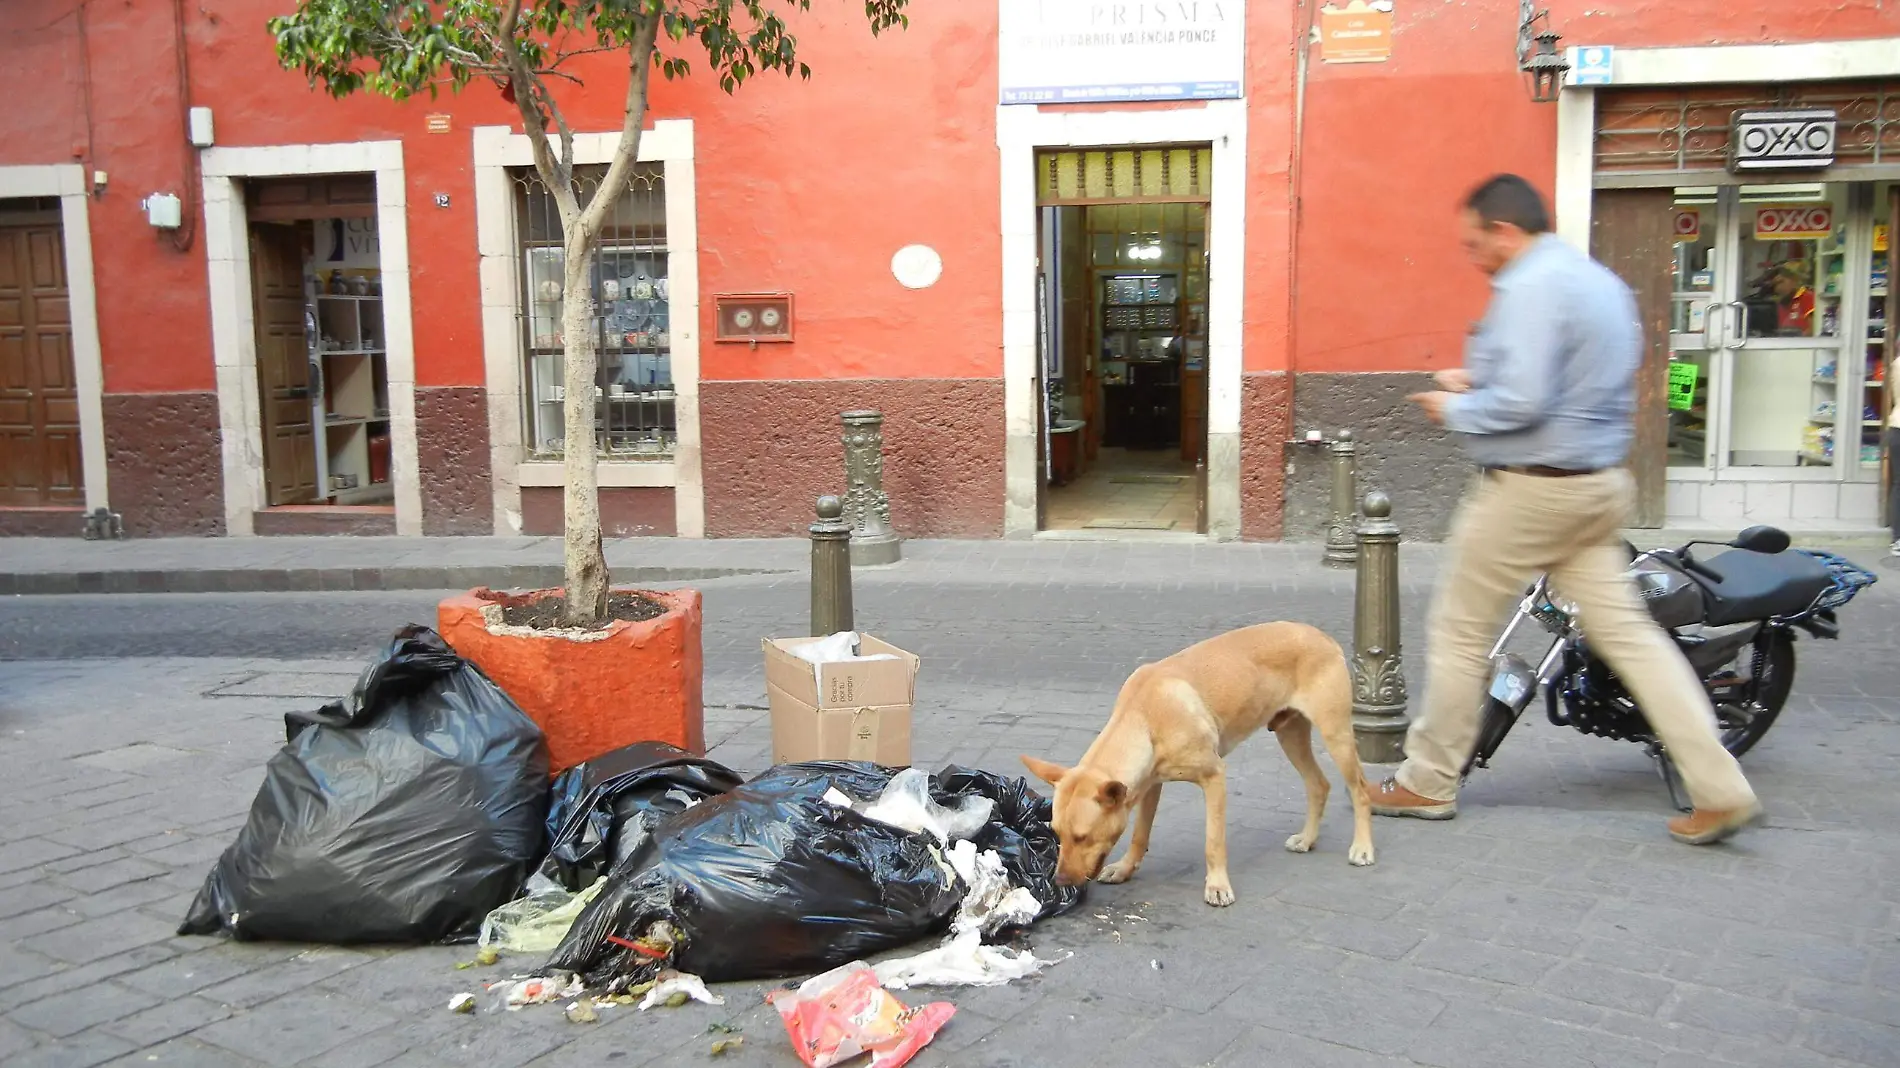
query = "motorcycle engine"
xmin=1552 ymin=651 xmax=1655 ymax=743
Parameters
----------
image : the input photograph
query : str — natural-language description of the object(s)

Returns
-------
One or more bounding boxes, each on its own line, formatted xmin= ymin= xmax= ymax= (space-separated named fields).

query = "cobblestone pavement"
xmin=1 ymin=548 xmax=1897 ymax=1067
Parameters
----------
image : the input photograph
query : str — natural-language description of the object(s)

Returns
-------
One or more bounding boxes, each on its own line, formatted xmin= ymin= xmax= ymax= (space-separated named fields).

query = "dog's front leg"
xmin=1098 ymin=784 xmax=1161 ymax=884
xmin=1199 ymin=767 xmax=1234 ymax=907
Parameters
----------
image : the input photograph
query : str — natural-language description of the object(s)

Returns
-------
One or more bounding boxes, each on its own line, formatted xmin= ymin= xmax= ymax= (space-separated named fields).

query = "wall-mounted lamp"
xmin=1519 ymin=10 xmax=1569 ymax=104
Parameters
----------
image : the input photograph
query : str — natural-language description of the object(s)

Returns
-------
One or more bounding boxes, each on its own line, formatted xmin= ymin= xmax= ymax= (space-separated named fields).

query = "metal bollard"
xmin=1350 ymin=490 xmax=1410 ymax=764
xmin=1322 ymin=430 xmax=1359 ymax=569
xmin=841 ymin=410 xmax=902 ymax=566
xmin=810 ymin=495 xmax=855 ymax=636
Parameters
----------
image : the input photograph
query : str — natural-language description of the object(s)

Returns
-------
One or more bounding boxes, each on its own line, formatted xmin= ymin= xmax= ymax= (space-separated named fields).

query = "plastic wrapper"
xmin=768 ymin=962 xmax=956 ymax=1068
xmin=536 ymin=741 xmax=742 ymax=892
xmin=479 ymin=879 xmax=606 ymax=955
xmin=542 ymin=762 xmax=1083 ymax=986
xmin=179 ymin=626 xmax=549 ymax=944
xmin=852 ymin=767 xmax=994 ymax=844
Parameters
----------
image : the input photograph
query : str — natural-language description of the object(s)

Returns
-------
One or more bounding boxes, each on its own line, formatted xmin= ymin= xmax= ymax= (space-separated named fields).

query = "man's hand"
xmin=1434 ymin=368 xmax=1472 ymax=393
xmin=1409 ymin=391 xmax=1452 ymax=426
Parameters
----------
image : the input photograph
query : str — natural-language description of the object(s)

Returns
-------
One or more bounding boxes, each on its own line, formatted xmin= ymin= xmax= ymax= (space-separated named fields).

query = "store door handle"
xmin=1700 ymin=301 xmax=1723 ymax=350
xmin=1726 ymin=301 xmax=1748 ymax=350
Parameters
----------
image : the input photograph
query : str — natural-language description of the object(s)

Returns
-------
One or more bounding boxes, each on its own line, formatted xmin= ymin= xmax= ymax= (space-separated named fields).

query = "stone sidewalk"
xmin=1 ymin=566 xmax=1897 ymax=1067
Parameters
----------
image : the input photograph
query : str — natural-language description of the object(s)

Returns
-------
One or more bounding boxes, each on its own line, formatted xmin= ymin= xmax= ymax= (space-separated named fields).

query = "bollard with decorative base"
xmin=1350 ymin=490 xmax=1410 ymax=764
xmin=1322 ymin=430 xmax=1359 ymax=569
xmin=841 ymin=410 xmax=902 ymax=566
xmin=809 ymin=495 xmax=855 ymax=636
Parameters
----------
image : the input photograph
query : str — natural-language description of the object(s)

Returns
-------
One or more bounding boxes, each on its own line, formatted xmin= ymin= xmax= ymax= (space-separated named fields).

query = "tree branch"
xmin=496 ymin=0 xmax=578 ymax=215
xmin=575 ymin=10 xmax=660 ymax=240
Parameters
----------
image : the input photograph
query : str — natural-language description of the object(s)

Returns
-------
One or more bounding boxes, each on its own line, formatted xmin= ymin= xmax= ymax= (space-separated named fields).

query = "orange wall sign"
xmin=1319 ymin=1 xmax=1394 ymax=64
xmin=1672 ymin=208 xmax=1700 ymax=243
xmin=1753 ymin=204 xmax=1834 ymax=241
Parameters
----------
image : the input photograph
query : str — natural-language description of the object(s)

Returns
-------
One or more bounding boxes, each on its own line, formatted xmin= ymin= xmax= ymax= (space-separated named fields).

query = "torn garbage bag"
xmin=179 ymin=625 xmax=550 ymax=944
xmin=536 ymin=741 xmax=743 ymax=893
xmin=542 ymin=762 xmax=1085 ymax=986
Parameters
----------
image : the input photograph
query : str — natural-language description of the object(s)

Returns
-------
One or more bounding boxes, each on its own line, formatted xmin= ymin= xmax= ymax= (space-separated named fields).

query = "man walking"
xmin=1372 ymin=174 xmax=1762 ymax=845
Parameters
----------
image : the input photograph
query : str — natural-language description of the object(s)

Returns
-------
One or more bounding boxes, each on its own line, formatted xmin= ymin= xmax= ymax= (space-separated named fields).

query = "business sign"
xmin=1567 ymin=45 xmax=1613 ymax=85
xmin=1672 ymin=208 xmax=1700 ymax=243
xmin=998 ymin=0 xmax=1245 ymax=105
xmin=1730 ymin=108 xmax=1837 ymax=171
xmin=1318 ymin=1 xmax=1393 ymax=64
xmin=1753 ymin=204 xmax=1834 ymax=241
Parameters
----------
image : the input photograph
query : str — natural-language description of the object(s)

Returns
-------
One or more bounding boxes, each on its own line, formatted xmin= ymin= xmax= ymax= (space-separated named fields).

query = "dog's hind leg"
xmin=1305 ymin=668 xmax=1376 ymax=867
xmin=1098 ymin=784 xmax=1161 ymax=884
xmin=1272 ymin=712 xmax=1330 ymax=855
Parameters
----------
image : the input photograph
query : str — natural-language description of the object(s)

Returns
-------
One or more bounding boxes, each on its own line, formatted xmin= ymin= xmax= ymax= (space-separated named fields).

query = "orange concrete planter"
xmin=437 ymin=587 xmax=705 ymax=774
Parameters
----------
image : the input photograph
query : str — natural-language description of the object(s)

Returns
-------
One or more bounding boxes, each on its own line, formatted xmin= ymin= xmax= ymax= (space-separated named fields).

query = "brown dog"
xmin=1022 ymin=622 xmax=1374 ymax=907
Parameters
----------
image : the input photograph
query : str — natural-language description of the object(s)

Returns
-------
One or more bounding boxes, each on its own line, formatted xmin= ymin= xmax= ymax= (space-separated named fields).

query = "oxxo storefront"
xmin=1557 ymin=41 xmax=1900 ymax=535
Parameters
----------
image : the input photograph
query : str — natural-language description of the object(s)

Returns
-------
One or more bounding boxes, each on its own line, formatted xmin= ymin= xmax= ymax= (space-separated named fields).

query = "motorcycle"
xmin=1461 ymin=524 xmax=1879 ymax=811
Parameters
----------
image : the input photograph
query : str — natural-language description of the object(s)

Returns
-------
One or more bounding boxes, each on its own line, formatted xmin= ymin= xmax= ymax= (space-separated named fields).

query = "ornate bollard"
xmin=1322 ymin=430 xmax=1359 ymax=569
xmin=810 ymin=495 xmax=855 ymax=636
xmin=1350 ymin=490 xmax=1410 ymax=764
xmin=841 ymin=410 xmax=902 ymax=566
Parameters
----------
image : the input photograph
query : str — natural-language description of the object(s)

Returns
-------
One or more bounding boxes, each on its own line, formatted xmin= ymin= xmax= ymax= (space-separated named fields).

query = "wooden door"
xmin=0 ymin=215 xmax=83 ymax=506
xmin=1590 ymin=188 xmax=1674 ymax=528
xmin=251 ymin=223 xmax=319 ymax=505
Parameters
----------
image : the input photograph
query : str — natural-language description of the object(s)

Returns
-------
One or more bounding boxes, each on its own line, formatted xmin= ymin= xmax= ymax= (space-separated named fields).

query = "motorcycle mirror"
xmin=1730 ymin=525 xmax=1792 ymax=554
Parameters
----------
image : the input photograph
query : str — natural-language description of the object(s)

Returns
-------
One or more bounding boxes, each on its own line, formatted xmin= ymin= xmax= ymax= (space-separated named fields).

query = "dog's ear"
xmin=1098 ymin=780 xmax=1129 ymax=807
xmin=1020 ymin=755 xmax=1068 ymax=785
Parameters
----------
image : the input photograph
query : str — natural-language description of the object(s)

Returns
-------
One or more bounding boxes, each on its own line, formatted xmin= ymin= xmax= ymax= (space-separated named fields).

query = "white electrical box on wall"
xmin=143 ymin=193 xmax=183 ymax=229
xmin=188 ymin=107 xmax=215 ymax=147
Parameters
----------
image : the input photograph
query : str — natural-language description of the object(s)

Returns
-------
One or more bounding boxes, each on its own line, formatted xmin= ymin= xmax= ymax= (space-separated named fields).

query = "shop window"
xmin=514 ymin=165 xmax=673 ymax=460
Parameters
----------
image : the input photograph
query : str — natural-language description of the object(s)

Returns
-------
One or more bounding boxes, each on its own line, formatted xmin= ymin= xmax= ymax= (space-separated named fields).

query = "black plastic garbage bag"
xmin=543 ymin=761 xmax=1085 ymax=985
xmin=179 ymin=626 xmax=550 ymax=944
xmin=537 ymin=741 xmax=744 ymax=892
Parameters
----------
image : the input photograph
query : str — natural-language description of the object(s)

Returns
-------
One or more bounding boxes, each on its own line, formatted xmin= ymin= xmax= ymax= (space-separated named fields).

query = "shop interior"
xmin=1665 ymin=181 xmax=1893 ymax=524
xmin=247 ymin=204 xmax=393 ymax=512
xmin=1038 ymin=201 xmax=1209 ymax=533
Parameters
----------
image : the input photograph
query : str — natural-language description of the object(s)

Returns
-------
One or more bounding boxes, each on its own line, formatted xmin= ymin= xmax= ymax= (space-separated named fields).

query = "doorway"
xmin=1653 ymin=181 xmax=1890 ymax=526
xmin=245 ymin=177 xmax=394 ymax=520
xmin=0 ymin=200 xmax=83 ymax=509
xmin=1034 ymin=153 xmax=1211 ymax=535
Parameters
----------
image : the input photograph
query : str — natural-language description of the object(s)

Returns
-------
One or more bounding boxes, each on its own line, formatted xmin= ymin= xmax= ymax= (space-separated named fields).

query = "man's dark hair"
xmin=1464 ymin=174 xmax=1551 ymax=234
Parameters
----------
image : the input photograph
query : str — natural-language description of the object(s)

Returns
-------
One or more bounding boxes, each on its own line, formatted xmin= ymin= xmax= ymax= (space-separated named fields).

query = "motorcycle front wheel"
xmin=1714 ymin=632 xmax=1795 ymax=758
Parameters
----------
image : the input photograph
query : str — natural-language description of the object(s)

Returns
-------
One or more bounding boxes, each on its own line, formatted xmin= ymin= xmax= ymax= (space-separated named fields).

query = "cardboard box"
xmin=763 ymin=634 xmax=919 ymax=766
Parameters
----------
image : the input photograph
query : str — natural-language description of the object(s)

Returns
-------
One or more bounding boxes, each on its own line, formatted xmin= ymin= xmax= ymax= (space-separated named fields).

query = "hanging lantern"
xmin=1523 ymin=23 xmax=1569 ymax=104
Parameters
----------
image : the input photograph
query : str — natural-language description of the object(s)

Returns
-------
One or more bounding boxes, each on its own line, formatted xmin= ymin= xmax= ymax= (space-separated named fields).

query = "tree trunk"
xmin=560 ymin=230 xmax=609 ymax=626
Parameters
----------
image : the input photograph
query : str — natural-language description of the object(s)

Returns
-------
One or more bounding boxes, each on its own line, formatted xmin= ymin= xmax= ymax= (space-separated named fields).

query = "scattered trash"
xmin=448 ymin=993 xmax=477 ymax=1014
xmin=564 ymin=1000 xmax=599 ymax=1024
xmin=535 ymin=741 xmax=743 ymax=893
xmin=475 ymin=946 xmax=500 ymax=967
xmin=789 ymin=631 xmax=901 ymax=676
xmin=479 ymin=879 xmax=607 ymax=955
xmin=178 ymin=627 xmax=550 ymax=944
xmin=545 ymin=762 xmax=1083 ymax=986
xmin=454 ymin=961 xmax=476 ymax=971
xmin=500 ymin=973 xmax=583 ymax=1010
xmin=871 ymin=840 xmax=1062 ymax=989
xmin=768 ymin=962 xmax=955 ymax=1068
xmin=638 ymin=971 xmax=724 ymax=1011
xmin=1151 ymin=959 xmax=1163 ymax=971
xmin=710 ymin=1036 xmax=745 ymax=1056
xmin=709 ymin=1023 xmax=742 ymax=1034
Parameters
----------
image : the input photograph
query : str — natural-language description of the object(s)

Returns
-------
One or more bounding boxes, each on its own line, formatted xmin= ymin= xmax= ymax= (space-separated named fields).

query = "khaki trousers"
xmin=1394 ymin=468 xmax=1758 ymax=813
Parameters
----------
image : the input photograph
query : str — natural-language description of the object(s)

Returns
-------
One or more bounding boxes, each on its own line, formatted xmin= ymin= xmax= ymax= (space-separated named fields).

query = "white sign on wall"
xmin=999 ymin=1 xmax=1245 ymax=106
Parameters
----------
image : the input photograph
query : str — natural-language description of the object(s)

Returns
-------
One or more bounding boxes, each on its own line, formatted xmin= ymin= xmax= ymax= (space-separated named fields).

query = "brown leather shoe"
xmin=1667 ymin=803 xmax=1763 ymax=845
xmin=1370 ymin=778 xmax=1457 ymax=820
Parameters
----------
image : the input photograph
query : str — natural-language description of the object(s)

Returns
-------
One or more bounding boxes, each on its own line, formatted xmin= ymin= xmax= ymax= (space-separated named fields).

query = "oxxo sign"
xmin=1730 ymin=108 xmax=1837 ymax=172
xmin=1754 ymin=204 xmax=1835 ymax=242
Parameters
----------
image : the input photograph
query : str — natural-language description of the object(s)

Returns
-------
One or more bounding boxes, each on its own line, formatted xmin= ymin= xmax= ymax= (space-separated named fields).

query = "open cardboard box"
xmin=762 ymin=634 xmax=919 ymax=766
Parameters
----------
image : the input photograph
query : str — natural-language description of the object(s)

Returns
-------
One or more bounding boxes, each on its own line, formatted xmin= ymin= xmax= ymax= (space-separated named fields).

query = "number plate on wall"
xmin=1729 ymin=108 xmax=1837 ymax=172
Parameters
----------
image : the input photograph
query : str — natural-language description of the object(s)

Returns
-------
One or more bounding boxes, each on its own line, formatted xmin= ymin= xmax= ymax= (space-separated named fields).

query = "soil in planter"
xmin=499 ymin=592 xmax=666 ymax=631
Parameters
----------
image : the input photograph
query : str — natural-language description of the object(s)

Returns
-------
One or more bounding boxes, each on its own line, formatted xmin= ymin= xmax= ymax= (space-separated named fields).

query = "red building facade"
xmin=1 ymin=1 xmax=1896 ymax=541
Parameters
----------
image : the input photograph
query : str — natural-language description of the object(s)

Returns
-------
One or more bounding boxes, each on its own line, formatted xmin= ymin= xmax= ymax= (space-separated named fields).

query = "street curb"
xmin=0 ymin=565 xmax=789 ymax=597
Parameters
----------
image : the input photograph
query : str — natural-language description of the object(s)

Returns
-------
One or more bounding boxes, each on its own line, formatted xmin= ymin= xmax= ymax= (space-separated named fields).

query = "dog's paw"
xmin=1203 ymin=880 xmax=1235 ymax=907
xmin=1284 ymin=832 xmax=1317 ymax=854
xmin=1096 ymin=860 xmax=1136 ymax=884
xmin=1348 ymin=842 xmax=1376 ymax=867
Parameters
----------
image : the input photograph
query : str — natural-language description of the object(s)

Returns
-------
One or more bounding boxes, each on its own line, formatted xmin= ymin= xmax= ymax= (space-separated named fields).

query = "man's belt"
xmin=1486 ymin=465 xmax=1603 ymax=478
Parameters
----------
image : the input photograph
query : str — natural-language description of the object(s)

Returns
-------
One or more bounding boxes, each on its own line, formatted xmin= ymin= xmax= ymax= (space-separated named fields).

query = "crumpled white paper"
xmin=872 ymin=840 xmax=1064 ymax=989
xmin=638 ymin=970 xmax=725 ymax=1010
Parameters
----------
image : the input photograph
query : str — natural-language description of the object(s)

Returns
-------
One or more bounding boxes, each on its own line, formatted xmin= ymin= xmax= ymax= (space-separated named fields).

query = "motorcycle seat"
xmin=1690 ymin=549 xmax=1834 ymax=627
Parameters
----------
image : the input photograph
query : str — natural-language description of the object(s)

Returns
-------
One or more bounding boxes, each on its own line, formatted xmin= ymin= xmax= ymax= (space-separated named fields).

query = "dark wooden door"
xmin=0 ymin=216 xmax=83 ymax=506
xmin=1590 ymin=188 xmax=1675 ymax=528
xmin=251 ymin=223 xmax=318 ymax=505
